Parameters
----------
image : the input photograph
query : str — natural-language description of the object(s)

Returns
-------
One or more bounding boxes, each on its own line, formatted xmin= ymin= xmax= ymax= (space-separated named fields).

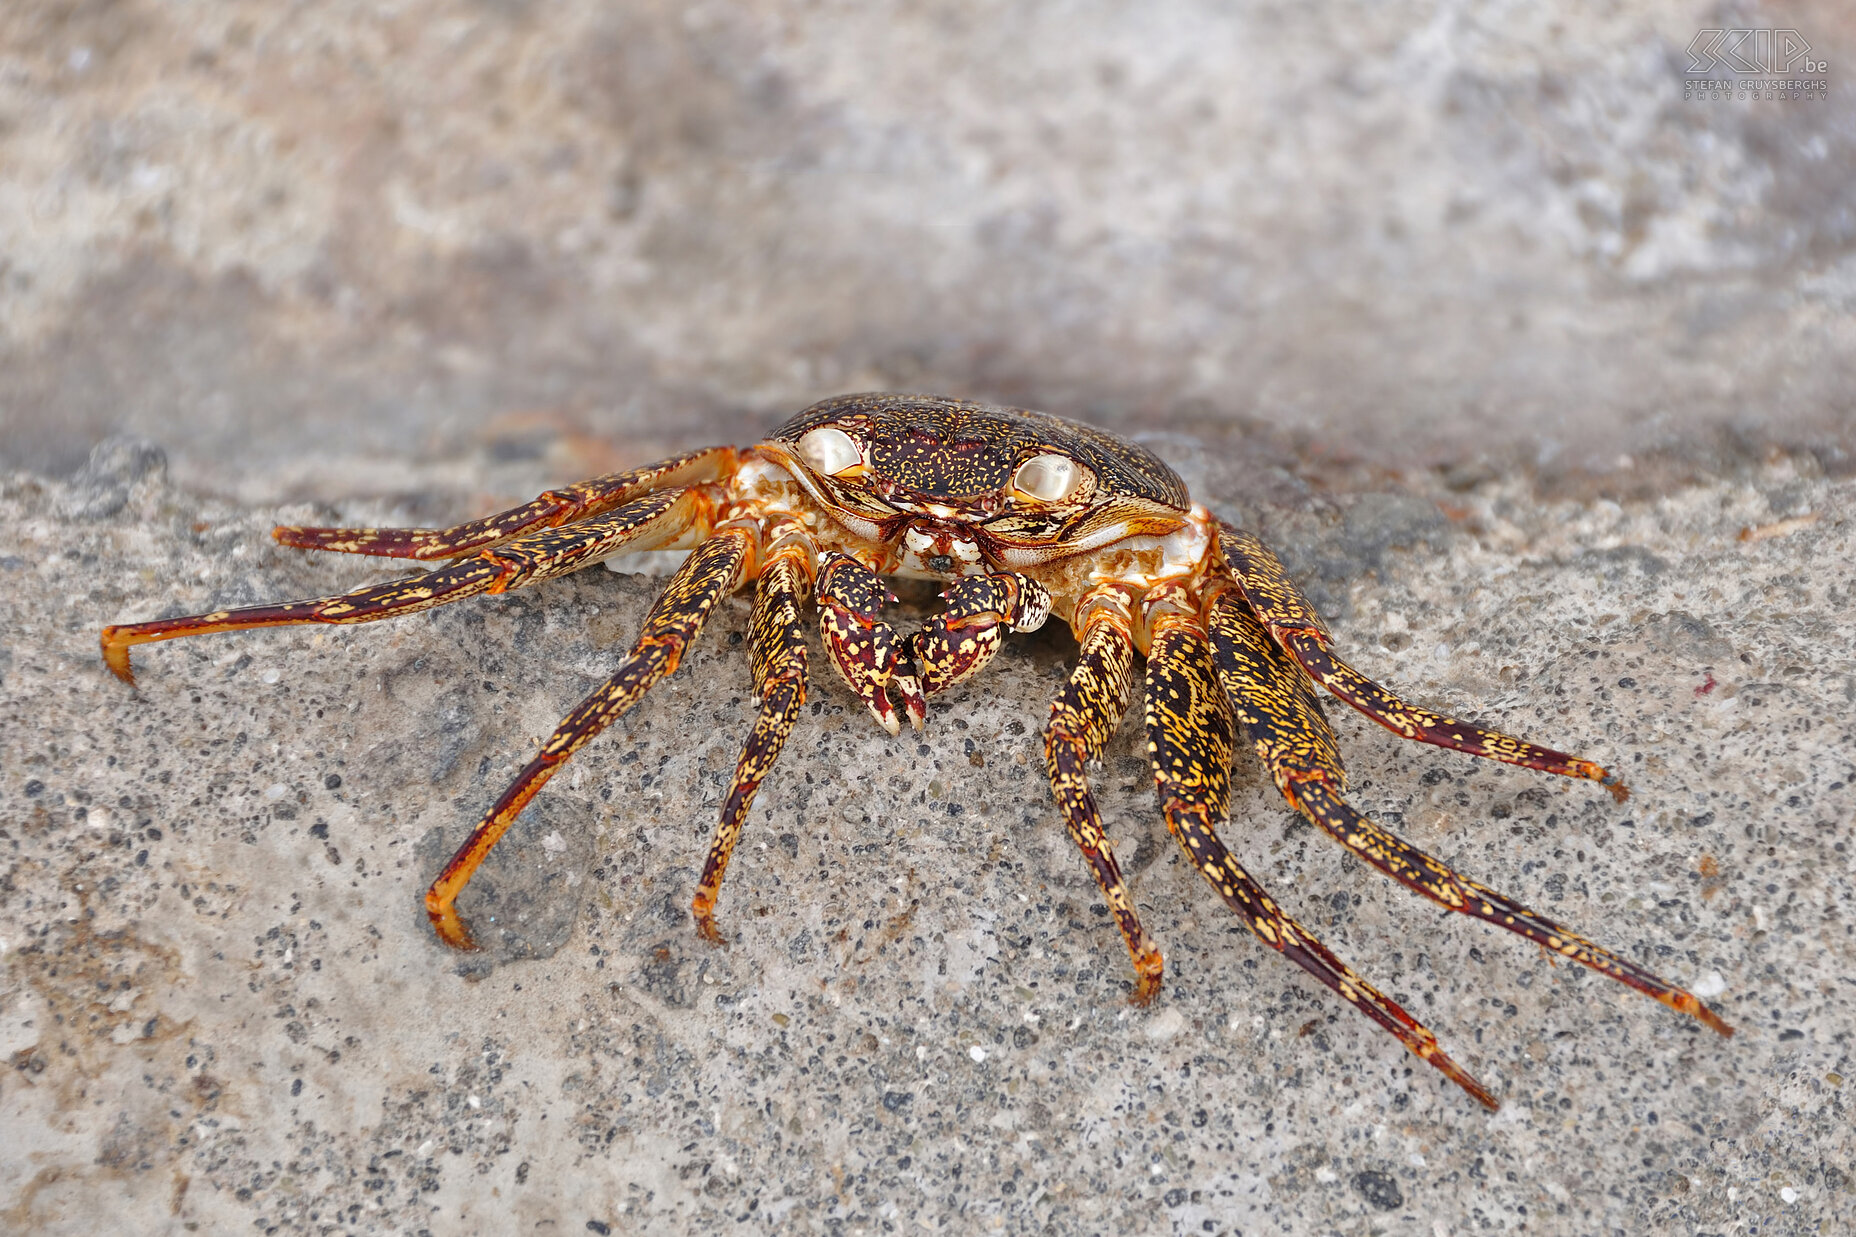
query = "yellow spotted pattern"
xmin=816 ymin=553 xmax=922 ymax=735
xmin=1042 ymin=595 xmax=1163 ymax=1001
xmin=910 ymin=574 xmax=1051 ymax=696
xmin=425 ymin=528 xmax=753 ymax=949
xmin=693 ymin=544 xmax=813 ymax=939
xmin=1149 ymin=606 xmax=1497 ymax=1105
xmin=1209 ymin=584 xmax=1733 ymax=1041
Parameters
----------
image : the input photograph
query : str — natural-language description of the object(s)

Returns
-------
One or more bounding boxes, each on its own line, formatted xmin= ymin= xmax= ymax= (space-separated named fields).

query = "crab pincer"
xmin=909 ymin=573 xmax=1052 ymax=696
xmin=815 ymin=551 xmax=926 ymax=733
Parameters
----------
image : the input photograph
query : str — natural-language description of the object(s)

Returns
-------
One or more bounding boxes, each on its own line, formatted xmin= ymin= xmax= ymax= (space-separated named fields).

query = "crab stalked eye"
xmin=1012 ymin=453 xmax=1082 ymax=502
xmin=796 ymin=426 xmax=863 ymax=475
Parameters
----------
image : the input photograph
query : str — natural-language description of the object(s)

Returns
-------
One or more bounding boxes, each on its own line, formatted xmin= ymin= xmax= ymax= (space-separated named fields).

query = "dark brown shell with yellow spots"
xmin=771 ymin=392 xmax=1189 ymax=508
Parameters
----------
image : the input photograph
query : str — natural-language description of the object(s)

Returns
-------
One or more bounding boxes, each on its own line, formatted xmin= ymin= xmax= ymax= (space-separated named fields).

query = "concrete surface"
xmin=2 ymin=441 xmax=1850 ymax=1235
xmin=4 ymin=2 xmax=1854 ymax=1233
xmin=2 ymin=0 xmax=1854 ymax=505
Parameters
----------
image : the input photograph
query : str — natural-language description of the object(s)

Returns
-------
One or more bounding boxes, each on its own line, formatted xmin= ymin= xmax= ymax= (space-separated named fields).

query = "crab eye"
xmin=1013 ymin=453 xmax=1082 ymax=502
xmin=796 ymin=426 xmax=862 ymax=475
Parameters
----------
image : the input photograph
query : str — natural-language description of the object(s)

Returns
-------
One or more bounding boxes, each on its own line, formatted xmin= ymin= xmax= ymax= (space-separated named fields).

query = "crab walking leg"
xmin=692 ymin=539 xmax=814 ymax=942
xmin=103 ymin=558 xmax=503 ymax=685
xmin=1291 ymin=782 xmax=1733 ymax=1035
xmin=1145 ymin=608 xmax=1497 ymax=1109
xmin=1287 ymin=636 xmax=1628 ymax=800
xmin=816 ymin=552 xmax=926 ymax=734
xmin=910 ymin=573 xmax=1053 ymax=696
xmin=273 ymin=446 xmax=738 ymax=560
xmin=425 ymin=527 xmax=755 ymax=950
xmin=1206 ymin=588 xmax=1734 ymax=1038
xmin=1218 ymin=526 xmax=1627 ymax=800
xmin=101 ymin=488 xmax=702 ymax=684
xmin=1044 ymin=594 xmax=1164 ymax=1003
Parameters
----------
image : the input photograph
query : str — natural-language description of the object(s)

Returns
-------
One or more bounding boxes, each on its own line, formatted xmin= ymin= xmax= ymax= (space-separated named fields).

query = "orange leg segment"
xmin=102 ymin=556 xmax=506 ymax=684
xmin=1205 ymin=586 xmax=1732 ymax=1042
xmin=691 ymin=540 xmax=814 ymax=942
xmin=102 ymin=488 xmax=703 ymax=684
xmin=424 ymin=526 xmax=754 ymax=950
xmin=1044 ymin=594 xmax=1163 ymax=1003
xmin=272 ymin=446 xmax=738 ymax=560
xmin=1147 ymin=607 xmax=1497 ymax=1108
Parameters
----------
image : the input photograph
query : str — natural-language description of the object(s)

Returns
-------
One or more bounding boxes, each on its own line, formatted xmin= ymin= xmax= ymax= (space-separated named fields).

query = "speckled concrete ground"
xmin=2 ymin=440 xmax=1849 ymax=1235
xmin=5 ymin=1 xmax=1853 ymax=1231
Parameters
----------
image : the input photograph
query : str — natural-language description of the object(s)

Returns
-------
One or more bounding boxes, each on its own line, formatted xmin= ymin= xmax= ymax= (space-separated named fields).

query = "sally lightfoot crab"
xmin=102 ymin=393 xmax=1732 ymax=1108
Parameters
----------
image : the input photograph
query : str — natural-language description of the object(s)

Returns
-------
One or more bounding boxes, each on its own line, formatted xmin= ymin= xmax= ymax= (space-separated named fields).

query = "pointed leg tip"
xmin=693 ymin=907 xmax=728 ymax=947
xmin=1433 ymin=1055 xmax=1501 ymax=1110
xmin=100 ymin=631 xmax=137 ymax=684
xmin=1694 ymin=1004 xmax=1734 ymax=1038
xmin=426 ymin=901 xmax=482 ymax=953
xmin=271 ymin=524 xmax=330 ymax=551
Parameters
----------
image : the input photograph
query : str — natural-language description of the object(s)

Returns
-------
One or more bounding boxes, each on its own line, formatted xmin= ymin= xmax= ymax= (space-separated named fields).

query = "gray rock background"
xmin=2 ymin=0 xmax=1854 ymax=504
xmin=2 ymin=1 xmax=1853 ymax=1234
xmin=5 ymin=436 xmax=1852 ymax=1236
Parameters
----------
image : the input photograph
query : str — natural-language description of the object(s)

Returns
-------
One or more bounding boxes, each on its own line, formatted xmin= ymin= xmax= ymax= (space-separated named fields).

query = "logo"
xmin=1686 ymin=29 xmax=1825 ymax=75
xmin=1683 ymin=28 xmax=1829 ymax=100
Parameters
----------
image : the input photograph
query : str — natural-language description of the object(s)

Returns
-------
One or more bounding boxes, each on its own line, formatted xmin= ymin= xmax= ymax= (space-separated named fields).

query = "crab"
xmin=102 ymin=392 xmax=1732 ymax=1108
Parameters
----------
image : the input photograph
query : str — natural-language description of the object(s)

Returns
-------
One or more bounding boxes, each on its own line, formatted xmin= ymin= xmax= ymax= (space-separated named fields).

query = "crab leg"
xmin=1218 ymin=527 xmax=1627 ymax=800
xmin=1205 ymin=587 xmax=1733 ymax=1038
xmin=102 ymin=488 xmax=704 ymax=684
xmin=692 ymin=538 xmax=814 ymax=942
xmin=273 ymin=446 xmax=739 ymax=560
xmin=1145 ymin=606 xmax=1497 ymax=1109
xmin=1044 ymin=592 xmax=1164 ymax=1003
xmin=909 ymin=572 xmax=1052 ymax=696
xmin=425 ymin=527 xmax=755 ymax=950
xmin=816 ymin=553 xmax=926 ymax=734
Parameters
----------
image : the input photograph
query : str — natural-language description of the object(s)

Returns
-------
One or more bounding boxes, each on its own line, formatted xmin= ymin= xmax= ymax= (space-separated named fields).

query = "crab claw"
xmin=911 ymin=574 xmax=1052 ymax=697
xmin=894 ymin=657 xmax=928 ymax=731
xmin=817 ymin=553 xmax=923 ymax=735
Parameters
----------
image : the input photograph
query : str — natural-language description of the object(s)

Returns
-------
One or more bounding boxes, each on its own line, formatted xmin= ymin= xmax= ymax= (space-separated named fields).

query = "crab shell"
xmin=737 ymin=393 xmax=1213 ymax=646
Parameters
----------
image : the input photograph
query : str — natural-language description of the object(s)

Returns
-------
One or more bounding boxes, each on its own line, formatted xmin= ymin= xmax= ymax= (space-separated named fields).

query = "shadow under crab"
xmin=101 ymin=392 xmax=1732 ymax=1109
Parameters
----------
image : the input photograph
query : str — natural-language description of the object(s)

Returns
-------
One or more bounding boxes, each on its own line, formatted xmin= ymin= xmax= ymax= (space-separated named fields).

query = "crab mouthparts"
xmin=900 ymin=522 xmax=985 ymax=577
